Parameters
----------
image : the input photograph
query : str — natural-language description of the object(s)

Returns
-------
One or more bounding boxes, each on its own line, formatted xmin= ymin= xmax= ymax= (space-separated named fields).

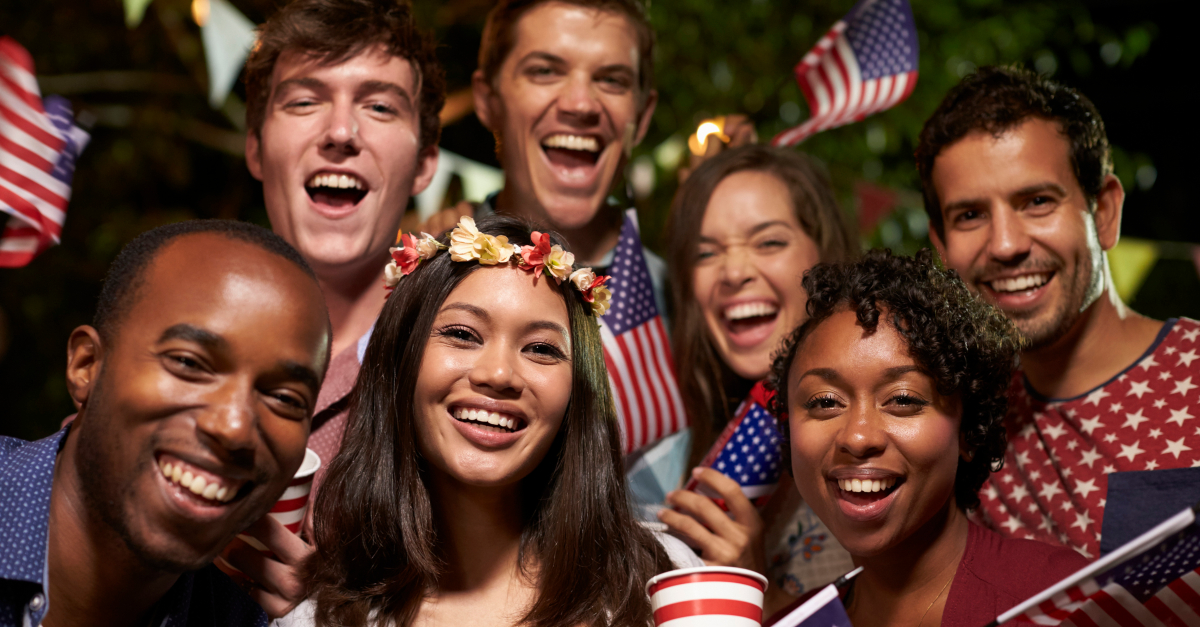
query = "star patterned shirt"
xmin=0 ymin=427 xmax=268 ymax=627
xmin=975 ymin=318 xmax=1200 ymax=560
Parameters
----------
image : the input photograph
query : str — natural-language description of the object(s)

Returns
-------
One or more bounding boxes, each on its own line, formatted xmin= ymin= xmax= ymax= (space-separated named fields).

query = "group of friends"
xmin=1 ymin=0 xmax=1197 ymax=626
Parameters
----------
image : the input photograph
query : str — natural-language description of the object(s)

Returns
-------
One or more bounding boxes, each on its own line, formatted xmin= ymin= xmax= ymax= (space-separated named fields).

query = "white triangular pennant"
xmin=200 ymin=0 xmax=257 ymax=108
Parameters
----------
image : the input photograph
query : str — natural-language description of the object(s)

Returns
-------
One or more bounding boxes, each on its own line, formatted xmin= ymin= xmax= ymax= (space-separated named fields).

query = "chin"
xmin=537 ymin=192 xmax=606 ymax=230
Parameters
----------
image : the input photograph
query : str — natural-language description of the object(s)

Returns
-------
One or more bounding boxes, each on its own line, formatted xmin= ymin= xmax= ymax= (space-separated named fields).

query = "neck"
xmin=1022 ymin=287 xmax=1162 ymax=399
xmin=45 ymin=430 xmax=178 ymax=627
xmin=848 ymin=501 xmax=969 ymax=627
xmin=428 ymin=471 xmax=528 ymax=595
xmin=493 ymin=188 xmax=622 ymax=267
xmin=312 ymin=250 xmax=390 ymax=358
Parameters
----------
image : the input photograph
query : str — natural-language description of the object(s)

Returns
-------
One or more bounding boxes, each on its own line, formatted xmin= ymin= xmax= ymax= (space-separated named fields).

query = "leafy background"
xmin=1 ymin=0 xmax=1196 ymax=439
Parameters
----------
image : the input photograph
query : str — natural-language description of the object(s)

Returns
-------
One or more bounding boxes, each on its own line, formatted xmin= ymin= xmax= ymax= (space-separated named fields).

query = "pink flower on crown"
xmin=570 ymin=268 xmax=611 ymax=316
xmin=519 ymin=231 xmax=553 ymax=279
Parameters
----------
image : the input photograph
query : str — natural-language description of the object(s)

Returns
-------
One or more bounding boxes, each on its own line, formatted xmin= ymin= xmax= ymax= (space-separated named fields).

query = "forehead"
xmin=509 ymin=2 xmax=640 ymax=66
xmin=441 ymin=265 xmax=569 ymax=325
xmin=270 ymin=44 xmax=418 ymax=95
xmin=124 ymin=234 xmax=325 ymax=342
xmin=931 ymin=118 xmax=1078 ymax=204
xmin=701 ymin=171 xmax=799 ymax=235
xmin=792 ymin=310 xmax=913 ymax=376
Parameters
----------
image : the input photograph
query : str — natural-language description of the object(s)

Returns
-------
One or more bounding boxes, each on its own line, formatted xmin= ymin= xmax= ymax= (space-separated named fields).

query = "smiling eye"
xmin=437 ymin=325 xmax=479 ymax=344
xmin=803 ymin=394 xmax=842 ymax=412
xmin=369 ymin=103 xmax=398 ymax=115
xmin=526 ymin=342 xmax=567 ymax=362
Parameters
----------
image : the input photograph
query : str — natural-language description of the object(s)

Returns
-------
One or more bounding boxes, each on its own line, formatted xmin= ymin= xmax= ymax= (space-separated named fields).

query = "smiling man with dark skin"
xmin=0 ymin=221 xmax=330 ymax=627
xmin=916 ymin=66 xmax=1200 ymax=558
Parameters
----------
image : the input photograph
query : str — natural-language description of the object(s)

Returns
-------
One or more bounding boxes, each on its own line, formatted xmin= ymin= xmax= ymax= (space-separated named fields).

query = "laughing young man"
xmin=232 ymin=0 xmax=443 ymax=614
xmin=916 ymin=66 xmax=1200 ymax=559
xmin=0 ymin=221 xmax=330 ymax=627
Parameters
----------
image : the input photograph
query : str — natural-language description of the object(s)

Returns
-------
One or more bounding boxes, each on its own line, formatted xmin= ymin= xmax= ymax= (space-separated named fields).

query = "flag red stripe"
xmin=1090 ymin=590 xmax=1142 ymax=626
xmin=602 ymin=349 xmax=635 ymax=452
xmin=653 ymin=599 xmax=761 ymax=623
xmin=0 ymin=180 xmax=48 ymax=230
xmin=630 ymin=326 xmax=666 ymax=443
xmin=1065 ymin=605 xmax=1102 ymax=627
xmin=614 ymin=332 xmax=650 ymax=449
xmin=649 ymin=573 xmax=766 ymax=594
xmin=643 ymin=321 xmax=682 ymax=440
xmin=0 ymin=102 xmax=62 ymax=151
xmin=1168 ymin=575 xmax=1200 ymax=614
xmin=0 ymin=38 xmax=36 ymax=73
xmin=0 ymin=162 xmax=67 ymax=210
xmin=1144 ymin=596 xmax=1183 ymax=627
xmin=0 ymin=67 xmax=45 ymax=113
xmin=650 ymin=317 xmax=687 ymax=433
xmin=0 ymin=133 xmax=55 ymax=172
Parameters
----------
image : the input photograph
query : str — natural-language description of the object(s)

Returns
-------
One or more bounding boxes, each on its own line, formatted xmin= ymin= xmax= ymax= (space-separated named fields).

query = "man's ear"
xmin=245 ymin=132 xmax=264 ymax=181
xmin=1094 ymin=173 xmax=1124 ymax=251
xmin=633 ymin=89 xmax=658 ymax=147
xmin=66 ymin=325 xmax=104 ymax=412
xmin=472 ymin=69 xmax=500 ymax=133
xmin=410 ymin=144 xmax=440 ymax=197
xmin=928 ymin=220 xmax=948 ymax=259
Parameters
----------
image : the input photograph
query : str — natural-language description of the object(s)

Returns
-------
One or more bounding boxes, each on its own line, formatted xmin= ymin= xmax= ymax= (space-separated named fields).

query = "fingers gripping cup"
xmin=647 ymin=566 xmax=768 ymax=626
xmin=238 ymin=447 xmax=320 ymax=551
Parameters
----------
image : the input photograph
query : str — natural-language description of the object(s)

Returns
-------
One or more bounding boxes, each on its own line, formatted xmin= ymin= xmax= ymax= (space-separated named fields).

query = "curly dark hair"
xmin=915 ymin=65 xmax=1111 ymax=239
xmin=768 ymin=249 xmax=1022 ymax=510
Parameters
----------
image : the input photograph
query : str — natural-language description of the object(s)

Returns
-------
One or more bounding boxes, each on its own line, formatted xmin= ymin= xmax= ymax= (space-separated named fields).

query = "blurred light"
xmin=906 ymin=207 xmax=929 ymax=238
xmin=1035 ymin=52 xmax=1058 ymax=75
xmin=711 ymin=60 xmax=733 ymax=92
xmin=631 ymin=155 xmax=656 ymax=199
xmin=780 ymin=101 xmax=801 ymax=124
xmin=654 ymin=135 xmax=686 ymax=171
xmin=192 ymin=0 xmax=210 ymax=26
xmin=1136 ymin=165 xmax=1157 ymax=190
xmin=955 ymin=59 xmax=976 ymax=78
xmin=866 ymin=124 xmax=887 ymax=154
xmin=688 ymin=118 xmax=729 ymax=156
xmin=1100 ymin=41 xmax=1123 ymax=66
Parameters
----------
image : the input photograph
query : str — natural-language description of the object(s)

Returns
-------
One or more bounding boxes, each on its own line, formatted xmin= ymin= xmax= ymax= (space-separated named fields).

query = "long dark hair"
xmin=306 ymin=215 xmax=674 ymax=626
xmin=666 ymin=145 xmax=858 ymax=469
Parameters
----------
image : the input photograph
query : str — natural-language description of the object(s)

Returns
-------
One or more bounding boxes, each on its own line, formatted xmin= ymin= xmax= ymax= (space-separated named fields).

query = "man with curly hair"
xmin=231 ymin=0 xmax=444 ymax=615
xmin=916 ymin=66 xmax=1200 ymax=559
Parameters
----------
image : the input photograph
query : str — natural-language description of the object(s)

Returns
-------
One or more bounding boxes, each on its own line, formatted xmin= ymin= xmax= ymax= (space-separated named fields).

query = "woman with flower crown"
xmin=278 ymin=215 xmax=699 ymax=627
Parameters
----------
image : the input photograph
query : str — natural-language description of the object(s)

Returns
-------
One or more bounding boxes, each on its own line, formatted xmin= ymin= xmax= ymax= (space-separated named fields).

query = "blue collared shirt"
xmin=0 ymin=428 xmax=268 ymax=627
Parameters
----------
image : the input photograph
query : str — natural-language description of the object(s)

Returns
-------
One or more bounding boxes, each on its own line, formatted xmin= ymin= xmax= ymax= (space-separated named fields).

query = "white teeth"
xmin=542 ymin=134 xmax=601 ymax=152
xmin=724 ymin=302 xmax=780 ymax=321
xmin=161 ymin=459 xmax=236 ymax=503
xmin=306 ymin=173 xmax=366 ymax=190
xmin=990 ymin=273 xmax=1050 ymax=293
xmin=837 ymin=477 xmax=897 ymax=493
xmin=453 ymin=408 xmax=520 ymax=432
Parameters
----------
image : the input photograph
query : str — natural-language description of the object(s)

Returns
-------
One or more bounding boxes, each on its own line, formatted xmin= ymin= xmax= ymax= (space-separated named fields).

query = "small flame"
xmin=192 ymin=0 xmax=210 ymax=27
xmin=696 ymin=122 xmax=722 ymax=145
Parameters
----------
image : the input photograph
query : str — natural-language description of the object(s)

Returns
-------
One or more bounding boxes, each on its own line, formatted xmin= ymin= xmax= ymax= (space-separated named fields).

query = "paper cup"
xmin=238 ymin=447 xmax=320 ymax=552
xmin=647 ymin=566 xmax=768 ymax=627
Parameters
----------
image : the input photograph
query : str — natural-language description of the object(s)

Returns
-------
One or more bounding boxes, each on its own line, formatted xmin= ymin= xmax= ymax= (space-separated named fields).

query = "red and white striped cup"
xmin=647 ymin=566 xmax=768 ymax=627
xmin=238 ymin=447 xmax=320 ymax=551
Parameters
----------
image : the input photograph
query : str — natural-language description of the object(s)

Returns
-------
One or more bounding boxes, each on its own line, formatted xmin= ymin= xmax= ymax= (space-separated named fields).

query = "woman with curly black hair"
xmin=767 ymin=249 xmax=1087 ymax=627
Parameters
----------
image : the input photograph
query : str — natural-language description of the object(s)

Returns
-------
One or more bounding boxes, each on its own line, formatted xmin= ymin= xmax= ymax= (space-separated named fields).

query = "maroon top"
xmin=765 ymin=522 xmax=1088 ymax=627
xmin=942 ymin=522 xmax=1089 ymax=627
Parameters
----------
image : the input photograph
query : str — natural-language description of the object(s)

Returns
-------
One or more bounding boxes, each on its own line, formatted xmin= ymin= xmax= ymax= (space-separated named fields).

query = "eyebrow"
xmin=158 ymin=324 xmax=321 ymax=391
xmin=272 ymin=77 xmax=414 ymax=110
xmin=440 ymin=302 xmax=570 ymax=339
xmin=941 ymin=182 xmax=1069 ymax=214
xmin=795 ymin=365 xmax=923 ymax=387
xmin=516 ymin=51 xmax=635 ymax=75
xmin=699 ymin=220 xmax=793 ymax=244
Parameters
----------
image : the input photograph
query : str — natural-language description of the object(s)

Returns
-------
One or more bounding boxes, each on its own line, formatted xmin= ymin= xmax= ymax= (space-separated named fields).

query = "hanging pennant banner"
xmin=124 ymin=0 xmax=155 ymax=27
xmin=200 ymin=0 xmax=258 ymax=108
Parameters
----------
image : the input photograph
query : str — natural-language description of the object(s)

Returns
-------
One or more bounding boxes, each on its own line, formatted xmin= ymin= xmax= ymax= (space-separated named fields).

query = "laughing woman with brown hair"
xmin=278 ymin=216 xmax=696 ymax=627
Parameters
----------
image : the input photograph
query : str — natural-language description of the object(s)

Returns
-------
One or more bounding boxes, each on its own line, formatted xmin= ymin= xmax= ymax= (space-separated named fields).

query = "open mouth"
xmin=305 ymin=172 xmax=368 ymax=208
xmin=986 ymin=272 xmax=1053 ymax=295
xmin=836 ymin=476 xmax=900 ymax=507
xmin=452 ymin=406 xmax=527 ymax=434
xmin=157 ymin=453 xmax=247 ymax=506
xmin=720 ymin=301 xmax=780 ymax=346
xmin=541 ymin=133 xmax=604 ymax=169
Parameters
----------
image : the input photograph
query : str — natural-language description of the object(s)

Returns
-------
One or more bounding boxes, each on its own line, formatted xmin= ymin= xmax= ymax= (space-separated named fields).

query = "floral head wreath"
xmin=384 ymin=216 xmax=612 ymax=316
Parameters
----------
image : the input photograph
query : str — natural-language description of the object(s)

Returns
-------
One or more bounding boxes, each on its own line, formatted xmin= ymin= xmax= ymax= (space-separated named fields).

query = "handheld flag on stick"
xmin=768 ymin=567 xmax=862 ymax=627
xmin=684 ymin=381 xmax=784 ymax=509
xmin=599 ymin=209 xmax=688 ymax=454
xmin=985 ymin=502 xmax=1200 ymax=627
xmin=0 ymin=37 xmax=89 ymax=268
xmin=771 ymin=0 xmax=919 ymax=147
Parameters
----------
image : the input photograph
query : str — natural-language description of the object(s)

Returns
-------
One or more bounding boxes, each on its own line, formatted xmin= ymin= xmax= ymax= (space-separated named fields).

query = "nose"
xmin=321 ymin=99 xmax=361 ymax=156
xmin=467 ymin=340 xmax=525 ymax=396
xmin=194 ymin=382 xmax=257 ymax=454
xmin=836 ymin=405 xmax=887 ymax=460
xmin=987 ymin=206 xmax=1032 ymax=264
xmin=718 ymin=246 xmax=755 ymax=289
xmin=556 ymin=71 xmax=601 ymax=125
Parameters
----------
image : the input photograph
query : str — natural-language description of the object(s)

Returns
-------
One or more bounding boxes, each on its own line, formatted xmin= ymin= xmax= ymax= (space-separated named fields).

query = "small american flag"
xmin=771 ymin=0 xmax=919 ymax=147
xmin=599 ymin=209 xmax=687 ymax=454
xmin=0 ymin=36 xmax=89 ymax=268
xmin=990 ymin=504 xmax=1200 ymax=627
xmin=684 ymin=382 xmax=783 ymax=509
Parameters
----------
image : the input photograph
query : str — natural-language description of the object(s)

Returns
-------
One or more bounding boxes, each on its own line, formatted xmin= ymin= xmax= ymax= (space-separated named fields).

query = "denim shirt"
xmin=0 ymin=427 xmax=267 ymax=627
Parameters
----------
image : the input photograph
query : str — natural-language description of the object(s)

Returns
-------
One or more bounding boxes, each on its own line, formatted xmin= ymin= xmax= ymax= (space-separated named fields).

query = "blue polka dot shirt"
xmin=0 ymin=427 xmax=268 ymax=627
